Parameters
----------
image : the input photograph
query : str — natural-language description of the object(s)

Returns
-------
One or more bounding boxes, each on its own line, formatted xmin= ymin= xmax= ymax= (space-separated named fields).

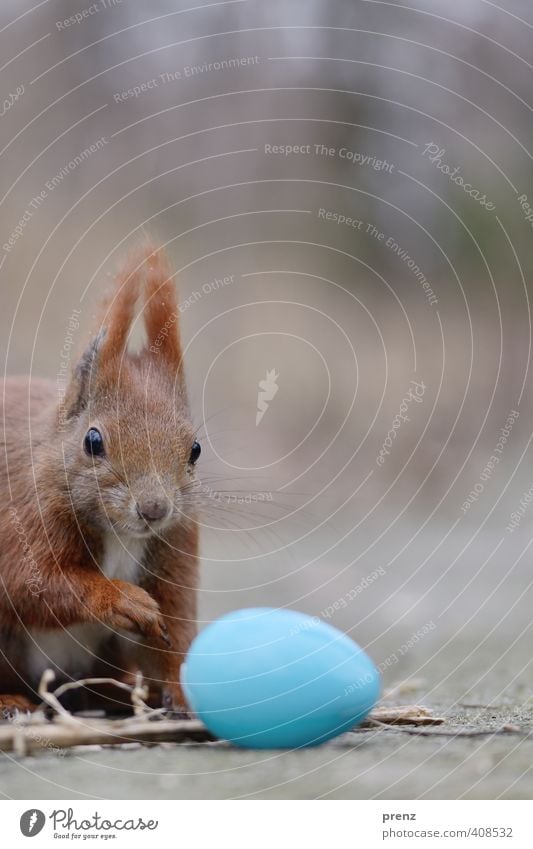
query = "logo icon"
xmin=256 ymin=368 xmax=279 ymax=426
xmin=20 ymin=809 xmax=46 ymax=837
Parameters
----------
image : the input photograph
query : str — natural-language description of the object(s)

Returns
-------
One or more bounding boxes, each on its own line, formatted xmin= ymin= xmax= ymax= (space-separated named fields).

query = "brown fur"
xmin=0 ymin=243 xmax=198 ymax=715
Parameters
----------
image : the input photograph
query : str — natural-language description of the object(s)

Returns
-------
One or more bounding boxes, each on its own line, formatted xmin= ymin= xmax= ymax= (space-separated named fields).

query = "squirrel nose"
xmin=136 ymin=499 xmax=170 ymax=523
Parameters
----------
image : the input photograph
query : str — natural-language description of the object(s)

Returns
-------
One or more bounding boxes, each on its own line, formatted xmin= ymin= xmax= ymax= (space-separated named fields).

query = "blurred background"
xmin=1 ymin=0 xmax=533 ymax=703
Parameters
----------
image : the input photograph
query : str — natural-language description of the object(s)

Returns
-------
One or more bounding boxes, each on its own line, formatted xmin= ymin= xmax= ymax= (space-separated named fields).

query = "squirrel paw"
xmin=102 ymin=581 xmax=172 ymax=647
xmin=162 ymin=684 xmax=191 ymax=717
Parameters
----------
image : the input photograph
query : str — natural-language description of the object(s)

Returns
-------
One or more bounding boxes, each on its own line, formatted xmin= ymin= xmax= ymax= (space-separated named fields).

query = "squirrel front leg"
xmin=132 ymin=527 xmax=199 ymax=711
xmin=1 ymin=558 xmax=168 ymax=645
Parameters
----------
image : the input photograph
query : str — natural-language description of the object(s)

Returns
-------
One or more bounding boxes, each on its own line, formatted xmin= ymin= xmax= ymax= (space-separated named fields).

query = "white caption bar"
xmin=2 ymin=799 xmax=531 ymax=847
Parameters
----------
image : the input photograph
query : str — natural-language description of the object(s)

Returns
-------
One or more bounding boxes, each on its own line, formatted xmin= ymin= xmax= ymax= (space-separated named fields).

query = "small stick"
xmin=47 ymin=670 xmax=155 ymax=718
xmin=38 ymin=670 xmax=78 ymax=725
xmin=363 ymin=720 xmax=532 ymax=738
xmin=52 ymin=676 xmax=135 ymax=702
xmin=362 ymin=705 xmax=445 ymax=727
xmin=0 ymin=717 xmax=213 ymax=753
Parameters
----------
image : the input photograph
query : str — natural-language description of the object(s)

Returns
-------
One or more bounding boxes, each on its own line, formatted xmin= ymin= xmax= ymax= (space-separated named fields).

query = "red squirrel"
xmin=0 ymin=242 xmax=199 ymax=715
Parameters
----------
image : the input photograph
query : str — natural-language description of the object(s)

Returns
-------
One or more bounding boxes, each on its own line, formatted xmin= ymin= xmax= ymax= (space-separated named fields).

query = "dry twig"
xmin=362 ymin=704 xmax=445 ymax=727
xmin=0 ymin=672 xmax=527 ymax=754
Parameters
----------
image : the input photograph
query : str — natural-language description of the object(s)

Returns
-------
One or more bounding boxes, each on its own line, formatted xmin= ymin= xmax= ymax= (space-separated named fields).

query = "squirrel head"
xmin=55 ymin=243 xmax=200 ymax=539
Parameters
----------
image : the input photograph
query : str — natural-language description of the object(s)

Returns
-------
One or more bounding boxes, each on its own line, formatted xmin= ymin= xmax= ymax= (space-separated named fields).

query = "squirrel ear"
xmin=62 ymin=329 xmax=105 ymax=419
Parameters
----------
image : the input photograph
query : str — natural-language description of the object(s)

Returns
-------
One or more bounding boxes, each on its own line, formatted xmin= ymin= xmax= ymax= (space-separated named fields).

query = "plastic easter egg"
xmin=181 ymin=607 xmax=380 ymax=749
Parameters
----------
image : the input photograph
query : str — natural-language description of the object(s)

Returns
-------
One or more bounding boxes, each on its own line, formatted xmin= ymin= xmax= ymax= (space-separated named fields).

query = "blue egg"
xmin=181 ymin=607 xmax=381 ymax=749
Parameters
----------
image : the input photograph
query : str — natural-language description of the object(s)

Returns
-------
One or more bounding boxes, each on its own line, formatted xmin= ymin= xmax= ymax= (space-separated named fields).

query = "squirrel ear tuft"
xmin=62 ymin=329 xmax=105 ymax=419
xmin=142 ymin=245 xmax=184 ymax=375
xmin=98 ymin=255 xmax=142 ymax=364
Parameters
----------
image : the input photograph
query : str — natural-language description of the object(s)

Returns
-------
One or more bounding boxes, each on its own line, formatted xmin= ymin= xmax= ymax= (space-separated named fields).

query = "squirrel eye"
xmin=84 ymin=428 xmax=105 ymax=457
xmin=189 ymin=440 xmax=201 ymax=465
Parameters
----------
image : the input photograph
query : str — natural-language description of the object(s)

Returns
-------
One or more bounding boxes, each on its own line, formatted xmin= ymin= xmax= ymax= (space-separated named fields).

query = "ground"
xmin=1 ymin=639 xmax=531 ymax=799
